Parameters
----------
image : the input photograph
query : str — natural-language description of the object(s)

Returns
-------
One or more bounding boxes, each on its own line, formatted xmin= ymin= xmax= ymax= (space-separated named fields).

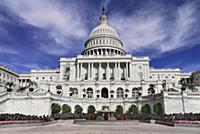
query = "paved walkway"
xmin=0 ymin=120 xmax=199 ymax=134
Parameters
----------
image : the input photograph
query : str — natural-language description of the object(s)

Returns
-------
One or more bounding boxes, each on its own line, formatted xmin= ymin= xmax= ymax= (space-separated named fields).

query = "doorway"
xmin=101 ymin=88 xmax=108 ymax=98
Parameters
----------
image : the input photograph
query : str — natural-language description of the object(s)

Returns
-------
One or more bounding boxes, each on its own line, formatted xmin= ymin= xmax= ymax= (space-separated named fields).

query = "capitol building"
xmin=0 ymin=9 xmax=200 ymax=116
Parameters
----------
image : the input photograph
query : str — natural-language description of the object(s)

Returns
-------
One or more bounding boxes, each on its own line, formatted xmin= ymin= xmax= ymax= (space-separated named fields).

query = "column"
xmin=117 ymin=62 xmax=120 ymax=80
xmin=106 ymin=62 xmax=109 ymax=80
xmin=89 ymin=63 xmax=91 ymax=79
xmin=25 ymin=79 xmax=27 ymax=86
xmin=128 ymin=62 xmax=130 ymax=78
xmin=77 ymin=63 xmax=79 ymax=79
xmin=99 ymin=62 xmax=102 ymax=80
xmin=134 ymin=64 xmax=137 ymax=80
xmin=130 ymin=63 xmax=133 ymax=80
xmin=91 ymin=62 xmax=93 ymax=80
xmin=126 ymin=62 xmax=128 ymax=79
xmin=87 ymin=63 xmax=90 ymax=80
xmin=76 ymin=63 xmax=78 ymax=80
xmin=97 ymin=49 xmax=99 ymax=55
xmin=114 ymin=62 xmax=117 ymax=80
xmin=80 ymin=62 xmax=82 ymax=80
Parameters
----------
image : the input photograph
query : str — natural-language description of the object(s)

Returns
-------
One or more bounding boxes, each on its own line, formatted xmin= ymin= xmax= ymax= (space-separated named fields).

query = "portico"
xmin=76 ymin=58 xmax=131 ymax=81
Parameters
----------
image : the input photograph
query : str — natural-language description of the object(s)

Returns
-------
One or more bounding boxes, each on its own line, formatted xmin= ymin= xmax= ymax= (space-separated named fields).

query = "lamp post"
xmin=180 ymin=79 xmax=186 ymax=114
xmin=181 ymin=87 xmax=186 ymax=114
xmin=140 ymin=79 xmax=144 ymax=87
xmin=137 ymin=92 xmax=142 ymax=114
xmin=162 ymin=80 xmax=167 ymax=91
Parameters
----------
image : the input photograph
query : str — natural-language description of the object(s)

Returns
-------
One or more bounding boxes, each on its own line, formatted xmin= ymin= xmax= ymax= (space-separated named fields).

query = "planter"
xmin=115 ymin=114 xmax=127 ymax=120
xmin=7 ymin=88 xmax=12 ymax=92
xmin=29 ymin=88 xmax=34 ymax=92
xmin=85 ymin=113 xmax=96 ymax=120
xmin=57 ymin=90 xmax=61 ymax=94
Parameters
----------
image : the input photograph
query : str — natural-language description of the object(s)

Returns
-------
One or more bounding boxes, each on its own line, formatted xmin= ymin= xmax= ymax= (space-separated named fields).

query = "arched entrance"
xmin=101 ymin=88 xmax=108 ymax=98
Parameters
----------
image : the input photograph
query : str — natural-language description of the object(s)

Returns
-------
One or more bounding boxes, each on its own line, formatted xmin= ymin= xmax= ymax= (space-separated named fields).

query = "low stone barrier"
xmin=0 ymin=120 xmax=45 ymax=125
xmin=155 ymin=120 xmax=174 ymax=127
xmin=74 ymin=119 xmax=139 ymax=125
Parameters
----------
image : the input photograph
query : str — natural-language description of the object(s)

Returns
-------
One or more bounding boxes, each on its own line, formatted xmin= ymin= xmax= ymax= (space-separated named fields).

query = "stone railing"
xmin=186 ymin=92 xmax=200 ymax=96
xmin=164 ymin=91 xmax=200 ymax=97
xmin=0 ymin=92 xmax=9 ymax=103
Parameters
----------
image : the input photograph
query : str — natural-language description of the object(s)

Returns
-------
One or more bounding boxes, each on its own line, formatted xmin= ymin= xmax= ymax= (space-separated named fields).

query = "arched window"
xmin=117 ymin=88 xmax=124 ymax=98
xmin=69 ymin=87 xmax=78 ymax=97
xmin=87 ymin=88 xmax=93 ymax=98
xmin=132 ymin=88 xmax=138 ymax=98
xmin=148 ymin=84 xmax=155 ymax=95
xmin=73 ymin=88 xmax=78 ymax=97
xmin=101 ymin=88 xmax=108 ymax=98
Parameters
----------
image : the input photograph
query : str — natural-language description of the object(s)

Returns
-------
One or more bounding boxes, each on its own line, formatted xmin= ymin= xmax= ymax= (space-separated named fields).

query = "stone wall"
xmin=0 ymin=91 xmax=200 ymax=116
xmin=163 ymin=91 xmax=200 ymax=114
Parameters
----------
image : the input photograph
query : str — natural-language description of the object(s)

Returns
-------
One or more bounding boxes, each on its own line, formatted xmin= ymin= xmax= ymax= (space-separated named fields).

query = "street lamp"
xmin=181 ymin=86 xmax=186 ymax=114
xmin=137 ymin=92 xmax=142 ymax=114
xmin=140 ymin=79 xmax=144 ymax=87
xmin=162 ymin=80 xmax=167 ymax=91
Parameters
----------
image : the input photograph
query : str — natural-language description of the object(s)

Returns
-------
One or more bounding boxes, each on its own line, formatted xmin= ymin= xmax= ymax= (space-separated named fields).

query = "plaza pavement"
xmin=0 ymin=120 xmax=199 ymax=134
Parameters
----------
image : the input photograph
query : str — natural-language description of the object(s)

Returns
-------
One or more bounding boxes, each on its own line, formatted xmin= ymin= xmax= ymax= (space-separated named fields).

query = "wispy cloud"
xmin=1 ymin=0 xmax=88 ymax=55
xmin=0 ymin=45 xmax=18 ymax=54
xmin=110 ymin=1 xmax=200 ymax=56
xmin=14 ymin=63 xmax=41 ymax=70
xmin=39 ymin=42 xmax=68 ymax=56
xmin=160 ymin=2 xmax=199 ymax=52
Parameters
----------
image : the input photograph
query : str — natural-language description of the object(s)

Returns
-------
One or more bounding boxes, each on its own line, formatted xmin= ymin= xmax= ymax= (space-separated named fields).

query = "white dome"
xmin=89 ymin=23 xmax=119 ymax=39
xmin=82 ymin=8 xmax=125 ymax=56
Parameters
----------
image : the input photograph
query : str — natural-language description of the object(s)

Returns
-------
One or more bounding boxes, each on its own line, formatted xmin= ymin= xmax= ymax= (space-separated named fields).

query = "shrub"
xmin=141 ymin=104 xmax=151 ymax=114
xmin=153 ymin=103 xmax=162 ymax=115
xmin=87 ymin=105 xmax=95 ymax=114
xmin=73 ymin=113 xmax=85 ymax=119
xmin=61 ymin=113 xmax=74 ymax=120
xmin=62 ymin=104 xmax=71 ymax=113
xmin=164 ymin=113 xmax=200 ymax=121
xmin=128 ymin=105 xmax=138 ymax=114
xmin=116 ymin=105 xmax=123 ymax=114
xmin=51 ymin=103 xmax=61 ymax=115
xmin=74 ymin=105 xmax=83 ymax=114
xmin=115 ymin=113 xmax=127 ymax=120
xmin=85 ymin=113 xmax=96 ymax=120
xmin=0 ymin=114 xmax=50 ymax=121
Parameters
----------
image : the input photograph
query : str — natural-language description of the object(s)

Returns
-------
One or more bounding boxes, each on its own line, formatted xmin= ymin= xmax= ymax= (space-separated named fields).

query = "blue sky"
xmin=0 ymin=0 xmax=200 ymax=73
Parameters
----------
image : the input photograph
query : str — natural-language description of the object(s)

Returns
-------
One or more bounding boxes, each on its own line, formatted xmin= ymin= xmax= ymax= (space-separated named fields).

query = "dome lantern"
xmin=100 ymin=7 xmax=108 ymax=24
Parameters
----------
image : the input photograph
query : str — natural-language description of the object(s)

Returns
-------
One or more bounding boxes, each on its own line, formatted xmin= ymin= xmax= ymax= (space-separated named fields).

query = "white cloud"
xmin=0 ymin=45 xmax=18 ymax=54
xmin=39 ymin=42 xmax=67 ymax=56
xmin=160 ymin=2 xmax=198 ymax=52
xmin=110 ymin=13 xmax=165 ymax=52
xmin=15 ymin=63 xmax=41 ymax=70
xmin=1 ymin=0 xmax=199 ymax=58
xmin=109 ymin=1 xmax=200 ymax=56
xmin=2 ymin=0 xmax=87 ymax=45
